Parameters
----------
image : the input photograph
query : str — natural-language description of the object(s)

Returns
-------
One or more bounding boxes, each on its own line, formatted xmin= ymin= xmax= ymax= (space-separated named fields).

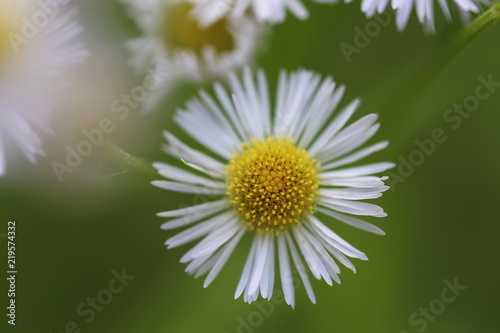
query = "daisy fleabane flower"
xmin=120 ymin=0 xmax=264 ymax=110
xmin=361 ymin=0 xmax=488 ymax=31
xmin=0 ymin=0 xmax=88 ymax=176
xmin=153 ymin=68 xmax=394 ymax=307
xmin=190 ymin=0 xmax=337 ymax=26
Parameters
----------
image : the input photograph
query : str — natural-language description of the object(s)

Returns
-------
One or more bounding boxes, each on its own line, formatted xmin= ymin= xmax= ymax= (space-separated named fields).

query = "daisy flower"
xmin=153 ymin=68 xmax=394 ymax=307
xmin=0 ymin=0 xmax=88 ymax=176
xmin=361 ymin=0 xmax=488 ymax=31
xmin=189 ymin=0 xmax=337 ymax=26
xmin=120 ymin=0 xmax=264 ymax=110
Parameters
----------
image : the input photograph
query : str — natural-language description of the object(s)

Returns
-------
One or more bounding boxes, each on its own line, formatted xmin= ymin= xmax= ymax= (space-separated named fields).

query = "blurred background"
xmin=1 ymin=0 xmax=499 ymax=332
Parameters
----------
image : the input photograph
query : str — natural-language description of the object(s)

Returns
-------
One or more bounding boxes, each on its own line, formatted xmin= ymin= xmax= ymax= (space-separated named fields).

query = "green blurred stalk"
xmin=385 ymin=2 xmax=500 ymax=144
xmin=100 ymin=141 xmax=157 ymax=180
xmin=434 ymin=1 xmax=500 ymax=71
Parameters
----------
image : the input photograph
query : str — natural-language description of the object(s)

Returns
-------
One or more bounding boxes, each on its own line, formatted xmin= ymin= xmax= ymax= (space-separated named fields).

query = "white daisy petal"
xmin=153 ymin=162 xmax=225 ymax=188
xmin=319 ymin=123 xmax=381 ymax=164
xmin=157 ymin=199 xmax=229 ymax=218
xmin=320 ymin=162 xmax=395 ymax=179
xmin=321 ymin=175 xmax=388 ymax=188
xmin=307 ymin=215 xmax=368 ymax=260
xmin=320 ymin=187 xmax=390 ymax=200
xmin=318 ymin=198 xmax=387 ymax=217
xmin=285 ymin=232 xmax=317 ymax=304
xmin=191 ymin=0 xmax=337 ymax=24
xmin=190 ymin=220 xmax=242 ymax=258
xmin=318 ymin=208 xmax=386 ymax=235
xmin=320 ymin=141 xmax=389 ymax=170
xmin=162 ymin=131 xmax=226 ymax=176
xmin=382 ymin=0 xmax=486 ymax=31
xmin=247 ymin=233 xmax=272 ymax=296
xmin=152 ymin=180 xmax=225 ymax=195
xmin=160 ymin=205 xmax=230 ymax=231
xmin=204 ymin=228 xmax=246 ymax=287
xmin=307 ymin=99 xmax=361 ymax=156
xmin=277 ymin=235 xmax=295 ymax=307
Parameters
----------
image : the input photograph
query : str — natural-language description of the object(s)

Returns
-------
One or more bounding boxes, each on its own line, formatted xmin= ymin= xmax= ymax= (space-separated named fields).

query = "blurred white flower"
xmin=0 ymin=0 xmax=88 ymax=176
xmin=361 ymin=0 xmax=488 ymax=31
xmin=121 ymin=0 xmax=264 ymax=110
xmin=190 ymin=0 xmax=337 ymax=25
xmin=153 ymin=68 xmax=394 ymax=307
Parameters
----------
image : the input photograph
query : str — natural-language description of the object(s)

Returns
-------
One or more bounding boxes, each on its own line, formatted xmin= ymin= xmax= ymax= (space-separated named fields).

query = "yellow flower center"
xmin=227 ymin=138 xmax=320 ymax=234
xmin=163 ymin=3 xmax=235 ymax=55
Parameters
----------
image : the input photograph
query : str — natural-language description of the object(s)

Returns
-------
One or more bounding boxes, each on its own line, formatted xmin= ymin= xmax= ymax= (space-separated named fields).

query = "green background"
xmin=1 ymin=1 xmax=499 ymax=332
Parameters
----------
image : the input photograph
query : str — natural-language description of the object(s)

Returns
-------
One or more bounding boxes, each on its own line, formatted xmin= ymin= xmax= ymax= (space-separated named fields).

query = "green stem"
xmin=100 ymin=141 xmax=157 ymax=180
xmin=384 ymin=3 xmax=500 ymax=147
xmin=434 ymin=1 xmax=500 ymax=71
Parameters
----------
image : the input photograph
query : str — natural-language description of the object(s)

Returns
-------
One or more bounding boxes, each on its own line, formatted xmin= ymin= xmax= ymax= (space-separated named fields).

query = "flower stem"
xmin=100 ymin=141 xmax=157 ymax=180
xmin=434 ymin=2 xmax=500 ymax=70
xmin=384 ymin=3 xmax=500 ymax=147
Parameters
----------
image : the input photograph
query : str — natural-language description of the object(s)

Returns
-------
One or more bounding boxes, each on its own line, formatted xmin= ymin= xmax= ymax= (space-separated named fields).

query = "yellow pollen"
xmin=163 ymin=3 xmax=235 ymax=55
xmin=227 ymin=138 xmax=320 ymax=234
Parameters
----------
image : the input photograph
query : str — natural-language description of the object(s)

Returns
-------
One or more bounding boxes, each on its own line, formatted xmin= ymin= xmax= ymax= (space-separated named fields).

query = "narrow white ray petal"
xmin=294 ymin=227 xmax=337 ymax=285
xmin=318 ymin=207 xmax=386 ymax=235
xmin=321 ymin=176 xmax=388 ymax=188
xmin=165 ymin=213 xmax=232 ymax=248
xmin=157 ymin=199 xmax=228 ymax=218
xmin=247 ymin=232 xmax=271 ymax=296
xmin=257 ymin=69 xmax=271 ymax=137
xmin=316 ymin=113 xmax=378 ymax=160
xmin=277 ymin=235 xmax=295 ymax=308
xmin=292 ymin=77 xmax=336 ymax=141
xmin=235 ymin=235 xmax=259 ymax=299
xmin=198 ymin=89 xmax=243 ymax=142
xmin=229 ymin=71 xmax=261 ymax=140
xmin=160 ymin=205 xmax=229 ymax=231
xmin=204 ymin=227 xmax=246 ymax=287
xmin=291 ymin=227 xmax=324 ymax=281
xmin=321 ymin=162 xmax=395 ymax=179
xmin=176 ymin=108 xmax=234 ymax=160
xmin=285 ymin=232 xmax=316 ymax=304
xmin=320 ymin=141 xmax=389 ymax=170
xmin=300 ymin=226 xmax=342 ymax=278
xmin=318 ymin=198 xmax=387 ymax=217
xmin=163 ymin=132 xmax=226 ymax=175
xmin=154 ymin=162 xmax=224 ymax=188
xmin=241 ymin=67 xmax=267 ymax=140
xmin=307 ymin=215 xmax=368 ymax=259
xmin=191 ymin=221 xmax=242 ymax=258
xmin=308 ymin=99 xmax=361 ymax=156
xmin=213 ymin=82 xmax=249 ymax=140
xmin=320 ymin=187 xmax=389 ymax=200
xmin=299 ymin=85 xmax=346 ymax=149
xmin=260 ymin=234 xmax=275 ymax=299
xmin=313 ymin=231 xmax=358 ymax=273
xmin=151 ymin=180 xmax=225 ymax=195
xmin=395 ymin=0 xmax=413 ymax=31
xmin=320 ymin=123 xmax=381 ymax=164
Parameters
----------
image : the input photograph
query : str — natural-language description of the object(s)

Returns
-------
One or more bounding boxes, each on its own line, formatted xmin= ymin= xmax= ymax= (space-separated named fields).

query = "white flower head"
xmin=121 ymin=0 xmax=265 ymax=110
xmin=361 ymin=0 xmax=488 ymax=31
xmin=0 ymin=0 xmax=88 ymax=176
xmin=153 ymin=68 xmax=394 ymax=307
xmin=189 ymin=0 xmax=338 ymax=26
